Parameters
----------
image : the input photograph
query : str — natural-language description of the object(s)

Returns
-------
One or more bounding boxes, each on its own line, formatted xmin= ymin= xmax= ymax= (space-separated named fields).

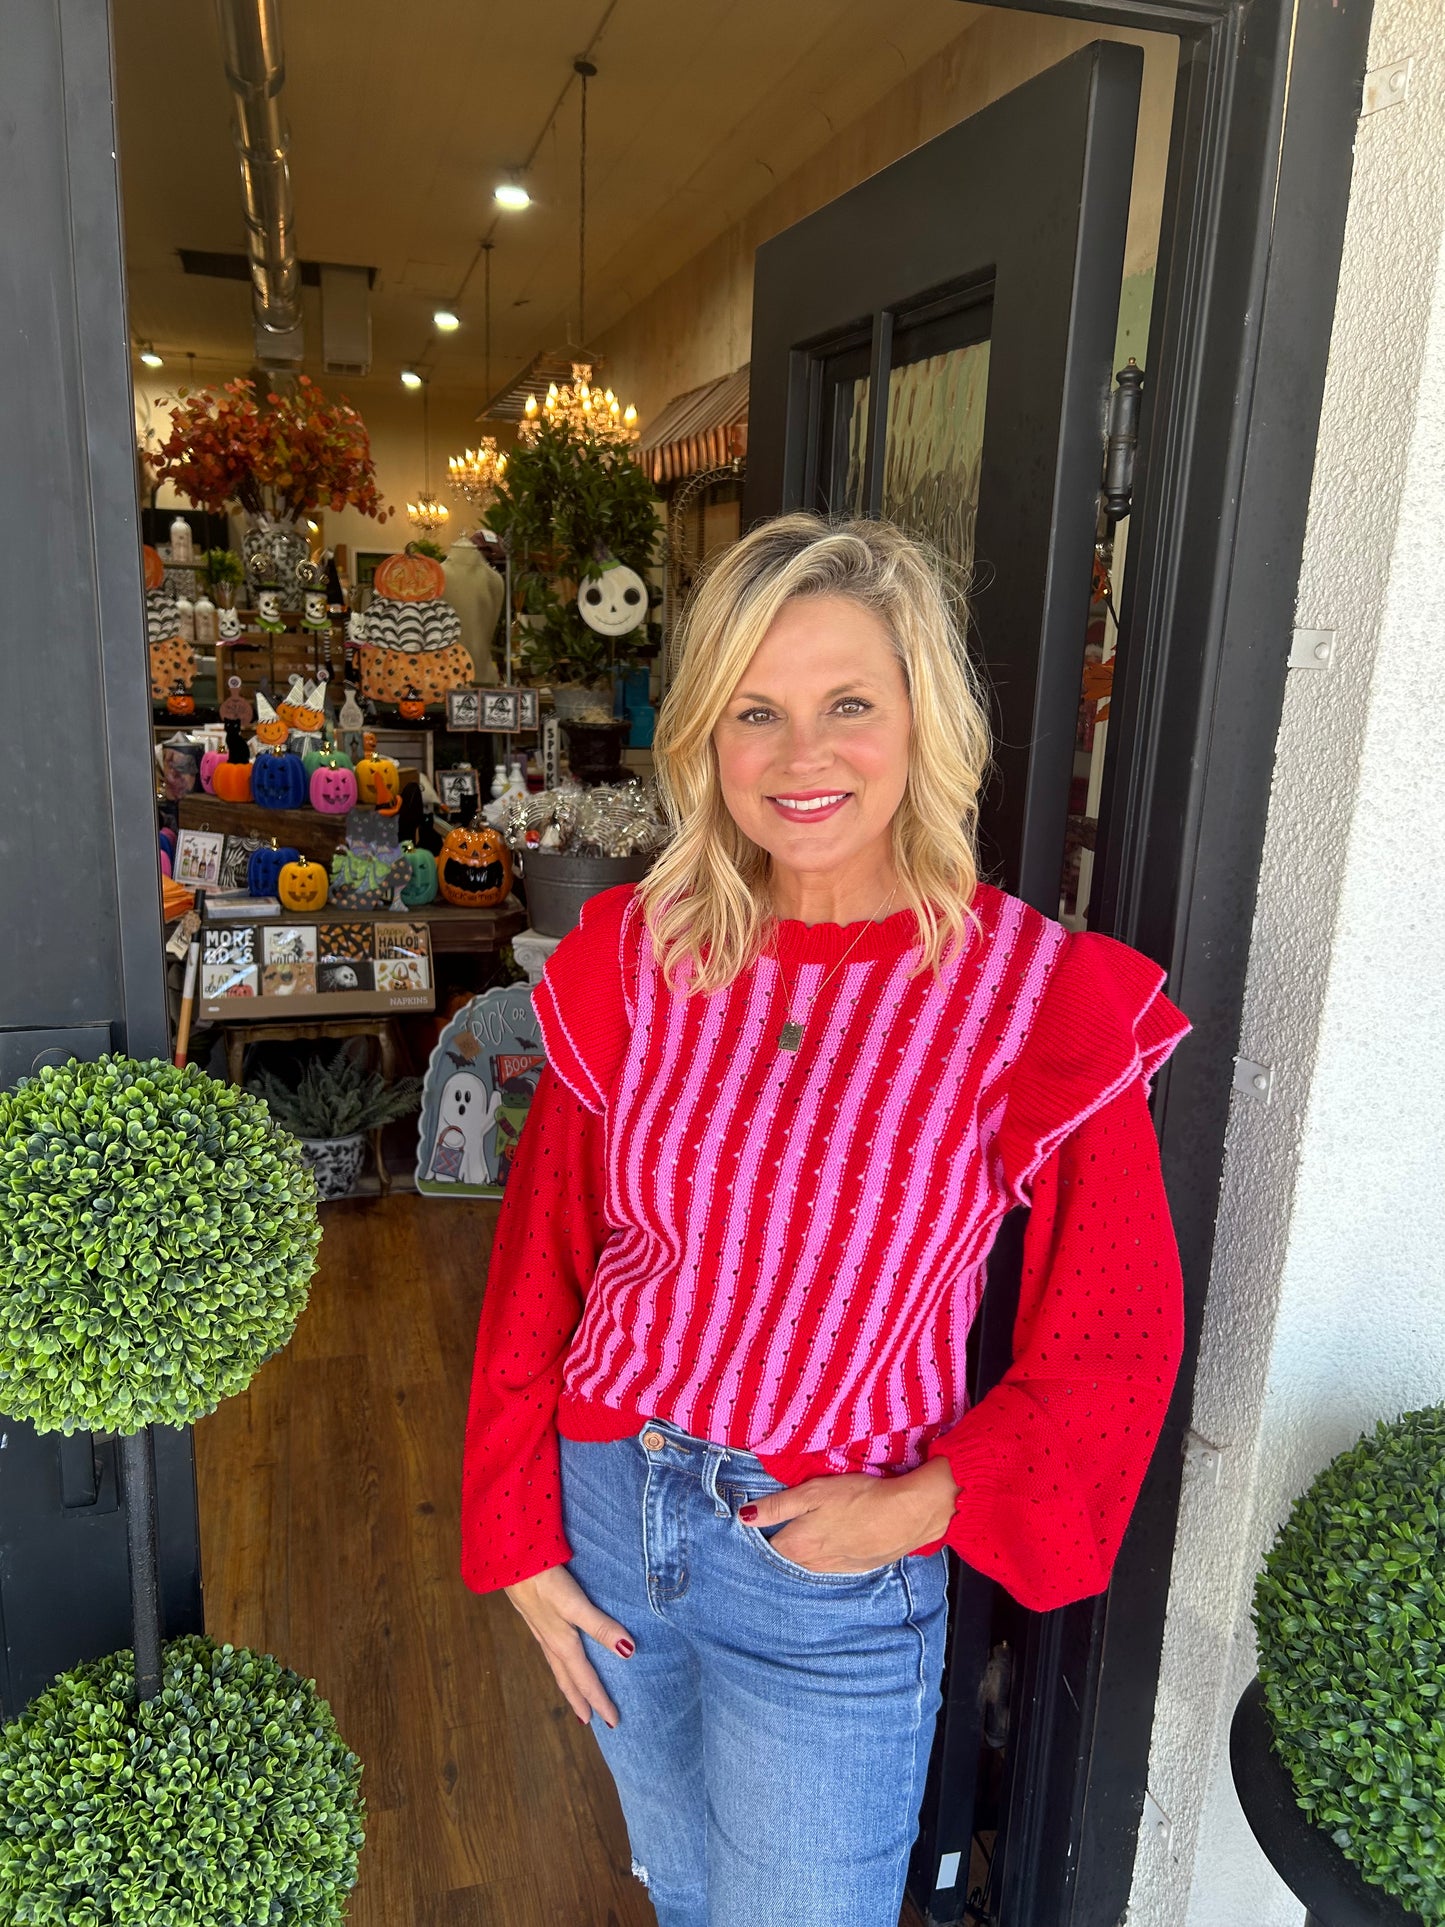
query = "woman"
xmin=462 ymin=514 xmax=1188 ymax=1927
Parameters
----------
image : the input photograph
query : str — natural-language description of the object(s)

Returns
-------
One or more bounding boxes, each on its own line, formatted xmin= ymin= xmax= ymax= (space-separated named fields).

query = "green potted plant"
xmin=249 ymin=1045 xmax=423 ymax=1201
xmin=1231 ymin=1407 xmax=1443 ymax=1925
xmin=484 ymin=371 xmax=660 ymax=717
xmin=0 ymin=1055 xmax=364 ymax=1924
xmin=202 ymin=545 xmax=244 ymax=607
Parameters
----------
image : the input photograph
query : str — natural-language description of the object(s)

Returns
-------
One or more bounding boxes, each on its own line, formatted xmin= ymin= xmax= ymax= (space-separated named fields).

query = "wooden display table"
xmin=178 ymin=792 xmax=348 ymax=864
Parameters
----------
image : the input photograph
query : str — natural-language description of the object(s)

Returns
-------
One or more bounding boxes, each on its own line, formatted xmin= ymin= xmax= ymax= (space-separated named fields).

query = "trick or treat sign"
xmin=415 ymin=984 xmax=544 ymax=1198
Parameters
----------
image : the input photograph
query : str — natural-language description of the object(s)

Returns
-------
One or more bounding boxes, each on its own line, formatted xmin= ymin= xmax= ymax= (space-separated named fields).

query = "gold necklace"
xmin=770 ymin=886 xmax=898 ymax=1053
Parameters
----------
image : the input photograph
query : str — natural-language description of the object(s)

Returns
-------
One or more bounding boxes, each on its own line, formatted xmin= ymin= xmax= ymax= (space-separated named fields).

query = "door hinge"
xmin=1102 ymin=358 xmax=1145 ymax=523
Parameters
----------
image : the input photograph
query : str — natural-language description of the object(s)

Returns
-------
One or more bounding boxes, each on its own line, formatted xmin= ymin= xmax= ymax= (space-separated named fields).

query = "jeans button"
xmin=641 ymin=1429 xmax=665 ymax=1451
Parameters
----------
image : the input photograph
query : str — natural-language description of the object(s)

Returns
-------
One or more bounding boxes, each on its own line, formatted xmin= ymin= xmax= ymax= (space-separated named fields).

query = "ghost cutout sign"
xmin=577 ymin=562 xmax=648 ymax=638
xmin=415 ymin=984 xmax=544 ymax=1198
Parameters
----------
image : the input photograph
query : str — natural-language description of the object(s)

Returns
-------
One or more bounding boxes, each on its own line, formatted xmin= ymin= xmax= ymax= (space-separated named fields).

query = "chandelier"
xmin=406 ymin=381 xmax=451 ymax=534
xmin=521 ymin=362 xmax=639 ymax=448
xmin=406 ymin=492 xmax=450 ymax=534
xmin=447 ymin=438 xmax=509 ymax=510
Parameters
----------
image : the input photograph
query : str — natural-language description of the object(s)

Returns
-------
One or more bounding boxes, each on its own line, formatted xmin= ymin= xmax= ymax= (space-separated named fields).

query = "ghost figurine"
xmin=425 ymin=1071 xmax=503 ymax=1185
xmin=217 ymin=605 xmax=243 ymax=643
xmin=577 ymin=562 xmax=649 ymax=638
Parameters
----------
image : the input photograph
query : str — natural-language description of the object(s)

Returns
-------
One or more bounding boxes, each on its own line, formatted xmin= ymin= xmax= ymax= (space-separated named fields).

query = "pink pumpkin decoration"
xmin=160 ymin=849 xmax=172 ymax=877
xmin=310 ymin=762 xmax=359 ymax=814
xmin=199 ymin=749 xmax=225 ymax=795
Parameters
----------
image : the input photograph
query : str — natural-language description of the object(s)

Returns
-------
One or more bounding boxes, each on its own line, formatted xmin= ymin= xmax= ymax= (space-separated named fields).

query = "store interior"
xmin=119 ymin=3 xmax=1176 ymax=1919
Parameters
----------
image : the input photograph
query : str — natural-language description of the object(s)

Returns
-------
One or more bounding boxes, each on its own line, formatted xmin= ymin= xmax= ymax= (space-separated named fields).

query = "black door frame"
xmin=948 ymin=0 xmax=1373 ymax=1919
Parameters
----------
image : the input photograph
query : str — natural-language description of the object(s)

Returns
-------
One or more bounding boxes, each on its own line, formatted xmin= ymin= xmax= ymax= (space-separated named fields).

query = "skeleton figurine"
xmin=297 ymin=561 xmax=331 ymax=638
xmin=217 ymin=604 xmax=243 ymax=643
xmin=248 ymin=555 xmax=285 ymax=636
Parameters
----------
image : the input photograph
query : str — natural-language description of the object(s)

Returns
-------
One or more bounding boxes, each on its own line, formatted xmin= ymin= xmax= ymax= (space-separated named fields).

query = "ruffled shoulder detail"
xmin=531 ymin=883 xmax=640 ymax=1114
xmin=997 ymin=928 xmax=1190 ymax=1204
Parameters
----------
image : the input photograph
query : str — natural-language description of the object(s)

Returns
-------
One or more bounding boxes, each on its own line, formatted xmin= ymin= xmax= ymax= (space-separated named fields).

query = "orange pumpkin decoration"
xmin=253 ymin=716 xmax=290 ymax=749
xmin=212 ymin=761 xmax=253 ymax=803
xmin=397 ymin=685 xmax=426 ymax=722
xmin=165 ymin=682 xmax=195 ymax=718
xmin=373 ymin=547 xmax=447 ymax=603
xmin=438 ymin=824 xmax=513 ymax=907
xmin=277 ymin=858 xmax=329 ymax=913
xmin=142 ymin=545 xmax=166 ymax=592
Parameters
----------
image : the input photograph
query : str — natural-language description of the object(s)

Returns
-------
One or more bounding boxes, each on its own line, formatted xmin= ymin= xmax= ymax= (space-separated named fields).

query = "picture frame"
xmin=479 ymin=688 xmax=521 ymax=731
xmin=436 ymin=765 xmax=480 ymax=814
xmin=517 ymin=688 xmax=539 ymax=728
xmin=173 ymin=827 xmax=225 ymax=889
xmin=446 ymin=686 xmax=483 ymax=733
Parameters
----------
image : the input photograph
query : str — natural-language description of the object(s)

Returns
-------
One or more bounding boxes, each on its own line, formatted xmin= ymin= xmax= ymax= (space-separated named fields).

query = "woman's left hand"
xmin=741 ymin=1458 xmax=959 ymax=1572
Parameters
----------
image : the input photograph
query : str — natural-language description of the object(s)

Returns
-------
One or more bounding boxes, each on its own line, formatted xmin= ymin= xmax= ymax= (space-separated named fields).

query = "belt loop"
xmin=702 ymin=1444 xmax=729 ymax=1515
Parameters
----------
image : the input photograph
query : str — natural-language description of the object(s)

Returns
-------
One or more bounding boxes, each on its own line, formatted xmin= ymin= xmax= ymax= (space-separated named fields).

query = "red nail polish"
xmin=617 ymin=1637 xmax=635 ymax=1657
xmin=740 ymin=1504 xmax=758 ymax=1522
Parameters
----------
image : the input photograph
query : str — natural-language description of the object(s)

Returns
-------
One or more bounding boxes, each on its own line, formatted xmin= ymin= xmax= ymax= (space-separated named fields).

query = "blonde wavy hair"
xmin=639 ymin=512 xmax=991 ymax=992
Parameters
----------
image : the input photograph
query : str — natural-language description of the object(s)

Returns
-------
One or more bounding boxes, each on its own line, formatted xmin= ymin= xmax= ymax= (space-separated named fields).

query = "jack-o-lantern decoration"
xmin=398 ymin=684 xmax=427 ymax=723
xmin=310 ymin=761 xmax=359 ymax=814
xmin=251 ymin=751 xmax=308 ymax=810
xmin=438 ymin=824 xmax=513 ymax=907
xmin=165 ymin=682 xmax=195 ymax=718
xmin=247 ymin=843 xmax=301 ymax=899
xmin=278 ymin=673 xmax=326 ymax=734
xmin=142 ymin=545 xmax=166 ymax=592
xmin=373 ymin=546 xmax=448 ymax=604
xmin=198 ymin=749 xmax=225 ymax=795
xmin=252 ymin=691 xmax=289 ymax=749
xmin=278 ymin=858 xmax=329 ymax=913
xmin=401 ymin=843 xmax=439 ymax=907
xmin=213 ymin=760 xmax=252 ymax=803
xmin=303 ymin=743 xmax=351 ymax=780
xmin=355 ymin=748 xmax=400 ymax=809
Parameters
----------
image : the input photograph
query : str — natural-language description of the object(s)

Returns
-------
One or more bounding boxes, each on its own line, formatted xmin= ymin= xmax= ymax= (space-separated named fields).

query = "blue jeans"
xmin=559 ymin=1419 xmax=949 ymax=1927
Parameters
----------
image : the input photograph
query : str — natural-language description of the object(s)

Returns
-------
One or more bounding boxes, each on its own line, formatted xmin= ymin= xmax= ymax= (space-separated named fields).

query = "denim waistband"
xmin=633 ymin=1416 xmax=775 ymax=1483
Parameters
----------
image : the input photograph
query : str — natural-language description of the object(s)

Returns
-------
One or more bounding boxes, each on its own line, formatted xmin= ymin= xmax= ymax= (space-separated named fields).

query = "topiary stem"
xmin=119 ymin=1427 xmax=163 ymax=1702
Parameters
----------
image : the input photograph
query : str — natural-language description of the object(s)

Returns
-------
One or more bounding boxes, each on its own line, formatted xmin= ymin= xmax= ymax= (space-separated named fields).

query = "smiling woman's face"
xmin=713 ymin=594 xmax=911 ymax=907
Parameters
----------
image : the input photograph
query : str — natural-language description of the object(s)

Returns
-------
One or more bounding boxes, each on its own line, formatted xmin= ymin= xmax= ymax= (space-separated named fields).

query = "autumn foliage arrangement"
xmin=154 ymin=375 xmax=390 ymax=523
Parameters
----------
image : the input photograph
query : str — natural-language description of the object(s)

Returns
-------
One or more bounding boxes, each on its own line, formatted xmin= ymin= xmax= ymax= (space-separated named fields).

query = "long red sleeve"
xmin=925 ymin=1080 xmax=1184 ymax=1610
xmin=460 ymin=1062 xmax=611 ymax=1593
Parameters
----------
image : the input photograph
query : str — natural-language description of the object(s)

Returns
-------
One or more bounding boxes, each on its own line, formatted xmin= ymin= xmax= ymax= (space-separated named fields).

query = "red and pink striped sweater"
xmin=462 ymin=881 xmax=1189 ymax=1609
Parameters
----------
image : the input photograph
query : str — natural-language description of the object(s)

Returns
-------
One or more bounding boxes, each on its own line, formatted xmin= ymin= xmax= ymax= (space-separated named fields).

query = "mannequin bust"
xmin=442 ymin=532 xmax=505 ymax=682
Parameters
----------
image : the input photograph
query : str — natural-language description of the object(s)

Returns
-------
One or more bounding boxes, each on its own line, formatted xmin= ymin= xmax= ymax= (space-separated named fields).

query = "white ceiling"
xmin=114 ymin=0 xmax=980 ymax=404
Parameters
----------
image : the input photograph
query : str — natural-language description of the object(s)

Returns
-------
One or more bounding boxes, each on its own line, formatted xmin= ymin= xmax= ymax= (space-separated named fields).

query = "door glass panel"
xmin=880 ymin=339 xmax=991 ymax=570
xmin=841 ymin=375 xmax=870 ymax=516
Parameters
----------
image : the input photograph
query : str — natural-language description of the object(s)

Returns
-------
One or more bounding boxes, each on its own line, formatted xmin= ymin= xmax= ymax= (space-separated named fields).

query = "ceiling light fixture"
xmin=494 ymin=178 xmax=530 ymax=211
xmin=433 ymin=310 xmax=460 ymax=332
xmin=139 ymin=343 xmax=163 ymax=368
xmin=401 ymin=368 xmax=423 ymax=390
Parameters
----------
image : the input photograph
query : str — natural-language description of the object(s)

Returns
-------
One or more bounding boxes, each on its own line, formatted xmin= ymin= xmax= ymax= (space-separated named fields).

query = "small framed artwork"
xmin=516 ymin=688 xmax=539 ymax=728
xmin=173 ymin=828 xmax=225 ymax=889
xmin=436 ymin=765 xmax=480 ymax=815
xmin=479 ymin=688 xmax=521 ymax=731
xmin=446 ymin=687 xmax=482 ymax=733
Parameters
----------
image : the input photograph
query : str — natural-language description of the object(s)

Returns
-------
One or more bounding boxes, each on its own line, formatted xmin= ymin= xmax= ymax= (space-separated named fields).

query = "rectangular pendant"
xmin=778 ymin=1022 xmax=804 ymax=1052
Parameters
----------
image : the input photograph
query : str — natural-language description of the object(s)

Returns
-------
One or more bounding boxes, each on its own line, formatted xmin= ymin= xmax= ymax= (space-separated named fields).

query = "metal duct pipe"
xmin=214 ymin=0 xmax=302 ymax=361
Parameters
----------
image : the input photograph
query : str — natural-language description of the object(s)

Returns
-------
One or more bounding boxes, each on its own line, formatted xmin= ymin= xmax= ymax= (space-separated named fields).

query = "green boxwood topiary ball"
xmin=1254 ymin=1406 xmax=1445 ymax=1920
xmin=0 ymin=1635 xmax=363 ymax=1925
xmin=0 ymin=1056 xmax=322 ymax=1433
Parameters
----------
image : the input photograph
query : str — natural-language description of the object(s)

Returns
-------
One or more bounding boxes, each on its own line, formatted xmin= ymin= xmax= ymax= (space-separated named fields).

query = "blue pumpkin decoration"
xmin=401 ymin=844 xmax=438 ymax=907
xmin=247 ymin=843 xmax=301 ymax=898
xmin=251 ymin=750 xmax=308 ymax=810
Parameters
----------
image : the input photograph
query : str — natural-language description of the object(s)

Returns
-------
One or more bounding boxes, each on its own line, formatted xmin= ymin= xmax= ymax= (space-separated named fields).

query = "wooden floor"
xmin=196 ymin=1193 xmax=934 ymax=1927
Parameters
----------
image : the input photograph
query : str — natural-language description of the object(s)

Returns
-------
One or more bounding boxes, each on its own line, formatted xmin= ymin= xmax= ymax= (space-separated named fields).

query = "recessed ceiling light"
xmin=139 ymin=344 xmax=163 ymax=368
xmin=401 ymin=369 xmax=423 ymax=389
xmin=494 ymin=181 xmax=530 ymax=210
xmin=433 ymin=310 xmax=460 ymax=332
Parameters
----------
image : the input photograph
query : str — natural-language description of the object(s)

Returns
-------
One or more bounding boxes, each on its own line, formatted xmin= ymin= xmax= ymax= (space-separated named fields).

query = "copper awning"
xmin=639 ymin=365 xmax=749 ymax=485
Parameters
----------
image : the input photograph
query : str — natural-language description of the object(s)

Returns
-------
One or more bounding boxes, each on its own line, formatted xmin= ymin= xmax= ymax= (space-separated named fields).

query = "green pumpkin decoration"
xmin=303 ymin=744 xmax=353 ymax=781
xmin=401 ymin=843 xmax=438 ymax=908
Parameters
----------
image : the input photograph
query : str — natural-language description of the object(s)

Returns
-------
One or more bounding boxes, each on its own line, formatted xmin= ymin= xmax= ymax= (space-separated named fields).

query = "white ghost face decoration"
xmin=256 ymin=587 xmax=282 ymax=625
xmin=217 ymin=607 xmax=242 ymax=641
xmin=426 ymin=1071 xmax=504 ymax=1186
xmin=304 ymin=589 xmax=329 ymax=626
xmin=577 ymin=563 xmax=648 ymax=637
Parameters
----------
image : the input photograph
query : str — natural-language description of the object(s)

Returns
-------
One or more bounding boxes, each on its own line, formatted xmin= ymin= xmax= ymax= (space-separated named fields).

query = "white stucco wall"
xmin=1127 ymin=3 xmax=1445 ymax=1923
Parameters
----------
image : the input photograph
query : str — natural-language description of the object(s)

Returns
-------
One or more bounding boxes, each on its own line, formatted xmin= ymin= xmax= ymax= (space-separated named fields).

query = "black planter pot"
xmin=562 ymin=718 xmax=630 ymax=785
xmin=1230 ymin=1678 xmax=1426 ymax=1927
